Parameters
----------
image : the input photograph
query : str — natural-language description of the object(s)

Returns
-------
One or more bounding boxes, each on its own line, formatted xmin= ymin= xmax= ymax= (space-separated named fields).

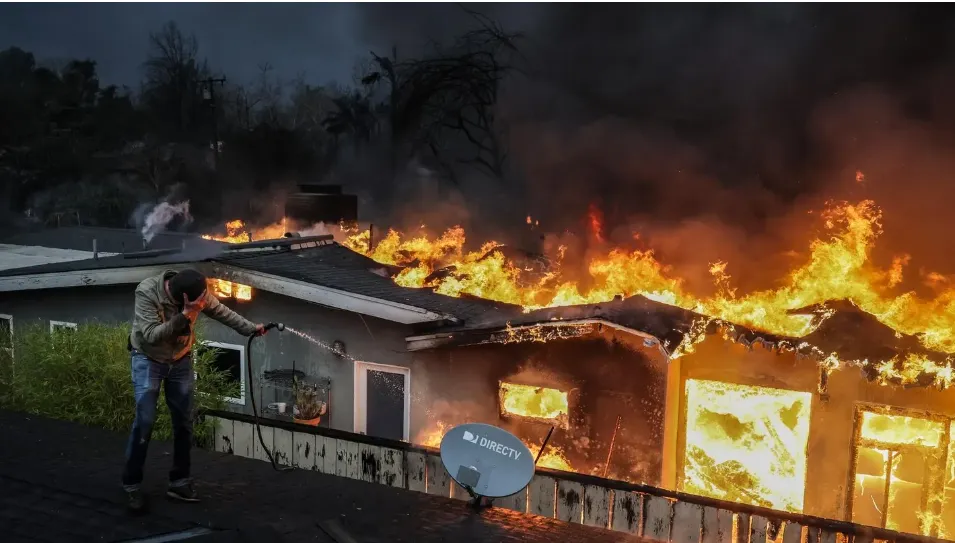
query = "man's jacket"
xmin=130 ymin=270 xmax=257 ymax=363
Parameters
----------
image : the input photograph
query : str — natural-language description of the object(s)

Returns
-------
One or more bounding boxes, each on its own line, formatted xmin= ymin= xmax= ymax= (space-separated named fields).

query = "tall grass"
xmin=0 ymin=321 xmax=233 ymax=446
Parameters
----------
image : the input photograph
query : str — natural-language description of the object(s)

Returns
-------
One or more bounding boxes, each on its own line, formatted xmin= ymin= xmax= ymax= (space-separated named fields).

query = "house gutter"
xmin=405 ymin=318 xmax=671 ymax=358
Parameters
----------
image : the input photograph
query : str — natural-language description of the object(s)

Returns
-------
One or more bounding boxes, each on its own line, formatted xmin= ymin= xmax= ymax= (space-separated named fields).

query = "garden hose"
xmin=245 ymin=322 xmax=293 ymax=472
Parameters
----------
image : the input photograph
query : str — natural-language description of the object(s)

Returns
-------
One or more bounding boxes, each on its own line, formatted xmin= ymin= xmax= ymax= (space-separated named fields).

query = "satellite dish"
xmin=440 ymin=423 xmax=535 ymax=503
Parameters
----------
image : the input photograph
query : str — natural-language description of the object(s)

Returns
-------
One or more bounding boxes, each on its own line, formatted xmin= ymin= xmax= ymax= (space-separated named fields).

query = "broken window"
xmin=849 ymin=408 xmax=952 ymax=538
xmin=680 ymin=379 xmax=812 ymax=513
xmin=498 ymin=381 xmax=570 ymax=429
xmin=207 ymin=278 xmax=252 ymax=301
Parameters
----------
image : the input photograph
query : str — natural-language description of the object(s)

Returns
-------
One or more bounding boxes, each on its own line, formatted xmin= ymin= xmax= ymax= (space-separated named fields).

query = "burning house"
xmin=1 ymin=197 xmax=954 ymax=540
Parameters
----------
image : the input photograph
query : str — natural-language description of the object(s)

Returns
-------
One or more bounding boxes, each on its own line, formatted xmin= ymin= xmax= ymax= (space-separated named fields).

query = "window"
xmin=849 ymin=406 xmax=952 ymax=537
xmin=354 ymin=361 xmax=411 ymax=441
xmin=680 ymin=379 xmax=812 ymax=513
xmin=0 ymin=314 xmax=12 ymax=357
xmin=199 ymin=341 xmax=246 ymax=405
xmin=49 ymin=320 xmax=77 ymax=333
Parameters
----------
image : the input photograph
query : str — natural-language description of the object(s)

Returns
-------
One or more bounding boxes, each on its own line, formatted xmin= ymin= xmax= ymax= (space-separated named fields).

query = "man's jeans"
xmin=121 ymin=350 xmax=195 ymax=491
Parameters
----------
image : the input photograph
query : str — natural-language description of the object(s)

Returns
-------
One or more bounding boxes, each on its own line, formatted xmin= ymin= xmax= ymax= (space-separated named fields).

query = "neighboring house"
xmin=0 ymin=232 xmax=504 ymax=445
xmin=1 ymin=227 xmax=953 ymax=539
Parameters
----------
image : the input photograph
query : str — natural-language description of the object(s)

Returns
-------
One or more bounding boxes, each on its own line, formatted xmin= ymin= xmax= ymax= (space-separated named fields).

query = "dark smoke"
xmin=348 ymin=4 xmax=955 ymax=288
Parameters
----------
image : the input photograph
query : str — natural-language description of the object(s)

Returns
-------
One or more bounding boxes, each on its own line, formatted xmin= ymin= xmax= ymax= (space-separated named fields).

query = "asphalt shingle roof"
xmin=217 ymin=247 xmax=511 ymax=322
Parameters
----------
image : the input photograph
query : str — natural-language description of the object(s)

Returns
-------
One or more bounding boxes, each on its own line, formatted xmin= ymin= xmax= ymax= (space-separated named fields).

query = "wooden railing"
xmin=205 ymin=411 xmax=950 ymax=543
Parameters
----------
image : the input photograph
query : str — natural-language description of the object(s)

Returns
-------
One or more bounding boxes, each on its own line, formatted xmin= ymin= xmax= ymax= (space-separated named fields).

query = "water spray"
xmin=245 ymin=321 xmax=353 ymax=472
xmin=246 ymin=322 xmax=293 ymax=472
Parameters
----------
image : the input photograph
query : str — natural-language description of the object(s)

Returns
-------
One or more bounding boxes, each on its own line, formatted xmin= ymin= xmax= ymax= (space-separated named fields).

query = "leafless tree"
xmin=142 ymin=22 xmax=205 ymax=136
xmin=356 ymin=9 xmax=522 ymax=181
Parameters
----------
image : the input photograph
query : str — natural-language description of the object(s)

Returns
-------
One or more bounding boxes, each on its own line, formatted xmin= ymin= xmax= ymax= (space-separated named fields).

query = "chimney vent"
xmin=93 ymin=238 xmax=99 ymax=260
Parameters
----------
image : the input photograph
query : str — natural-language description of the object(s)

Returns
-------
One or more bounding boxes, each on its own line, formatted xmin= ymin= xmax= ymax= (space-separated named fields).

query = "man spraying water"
xmin=122 ymin=268 xmax=268 ymax=513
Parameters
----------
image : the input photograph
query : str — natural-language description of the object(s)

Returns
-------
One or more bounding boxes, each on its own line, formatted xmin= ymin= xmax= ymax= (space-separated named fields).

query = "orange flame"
xmin=342 ymin=200 xmax=954 ymax=387
xmin=588 ymin=203 xmax=605 ymax=243
xmin=207 ymin=278 xmax=252 ymax=301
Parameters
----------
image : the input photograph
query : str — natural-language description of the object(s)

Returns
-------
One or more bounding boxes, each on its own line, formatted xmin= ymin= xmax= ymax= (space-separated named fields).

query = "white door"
xmin=353 ymin=361 xmax=410 ymax=441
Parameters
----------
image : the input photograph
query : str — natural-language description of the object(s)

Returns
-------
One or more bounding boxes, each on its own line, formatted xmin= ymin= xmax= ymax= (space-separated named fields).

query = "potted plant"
xmin=292 ymin=377 xmax=326 ymax=426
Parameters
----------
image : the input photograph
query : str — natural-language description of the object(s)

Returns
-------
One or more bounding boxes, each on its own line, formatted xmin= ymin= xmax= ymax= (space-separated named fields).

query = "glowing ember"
xmin=681 ymin=379 xmax=812 ymax=513
xmin=342 ymin=200 xmax=955 ymax=388
xmin=207 ymin=278 xmax=252 ymax=301
xmin=499 ymin=382 xmax=570 ymax=428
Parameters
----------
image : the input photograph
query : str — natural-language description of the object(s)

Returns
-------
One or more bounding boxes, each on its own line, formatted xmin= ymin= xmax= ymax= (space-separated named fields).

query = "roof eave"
xmin=0 ymin=262 xmax=456 ymax=326
xmin=210 ymin=263 xmax=454 ymax=325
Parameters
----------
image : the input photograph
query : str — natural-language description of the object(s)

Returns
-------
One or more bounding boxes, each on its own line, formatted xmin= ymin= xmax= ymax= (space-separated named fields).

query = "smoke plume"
xmin=342 ymin=4 xmax=955 ymax=285
xmin=139 ymin=201 xmax=193 ymax=243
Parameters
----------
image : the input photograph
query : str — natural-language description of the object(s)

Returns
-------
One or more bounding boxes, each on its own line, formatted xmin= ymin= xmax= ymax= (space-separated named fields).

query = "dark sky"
xmin=0 ymin=3 xmax=367 ymax=87
xmin=0 ymin=3 xmax=543 ymax=88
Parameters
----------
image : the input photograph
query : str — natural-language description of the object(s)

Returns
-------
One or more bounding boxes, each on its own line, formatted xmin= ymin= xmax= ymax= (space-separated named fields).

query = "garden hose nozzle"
xmin=265 ymin=322 xmax=285 ymax=332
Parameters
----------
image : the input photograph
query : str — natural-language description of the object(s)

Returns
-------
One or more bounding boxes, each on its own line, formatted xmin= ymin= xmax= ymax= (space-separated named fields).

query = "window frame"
xmin=49 ymin=320 xmax=77 ymax=333
xmin=198 ymin=341 xmax=247 ymax=406
xmin=846 ymin=403 xmax=952 ymax=536
xmin=0 ymin=314 xmax=12 ymax=357
xmin=353 ymin=361 xmax=411 ymax=441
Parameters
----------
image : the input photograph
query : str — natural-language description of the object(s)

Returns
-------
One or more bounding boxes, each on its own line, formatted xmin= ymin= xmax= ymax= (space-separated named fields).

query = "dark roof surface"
xmin=217 ymin=247 xmax=511 ymax=322
xmin=1 ymin=410 xmax=638 ymax=543
xmin=2 ymin=225 xmax=221 ymax=254
xmin=0 ymin=243 xmax=224 ymax=277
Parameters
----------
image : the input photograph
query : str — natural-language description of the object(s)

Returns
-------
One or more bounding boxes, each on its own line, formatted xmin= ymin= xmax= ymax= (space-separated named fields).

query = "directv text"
xmin=462 ymin=431 xmax=522 ymax=460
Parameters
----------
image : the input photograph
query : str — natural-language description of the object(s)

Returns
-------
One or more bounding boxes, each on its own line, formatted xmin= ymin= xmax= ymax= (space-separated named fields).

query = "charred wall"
xmin=411 ymin=331 xmax=669 ymax=485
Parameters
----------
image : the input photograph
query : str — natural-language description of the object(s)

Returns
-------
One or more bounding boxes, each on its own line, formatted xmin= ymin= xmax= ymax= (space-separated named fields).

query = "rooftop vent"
xmin=285 ymin=184 xmax=358 ymax=230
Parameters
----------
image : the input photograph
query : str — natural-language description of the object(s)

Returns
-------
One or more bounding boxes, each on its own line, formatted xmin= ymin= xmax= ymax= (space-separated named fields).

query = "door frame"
xmin=353 ymin=361 xmax=411 ymax=441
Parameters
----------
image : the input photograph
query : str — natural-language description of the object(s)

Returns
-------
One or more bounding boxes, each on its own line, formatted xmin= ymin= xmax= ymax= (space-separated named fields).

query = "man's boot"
xmin=126 ymin=488 xmax=149 ymax=514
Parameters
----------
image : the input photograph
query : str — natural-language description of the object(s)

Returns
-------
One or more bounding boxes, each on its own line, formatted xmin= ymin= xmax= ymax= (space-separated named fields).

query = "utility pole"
xmin=200 ymin=77 xmax=227 ymax=168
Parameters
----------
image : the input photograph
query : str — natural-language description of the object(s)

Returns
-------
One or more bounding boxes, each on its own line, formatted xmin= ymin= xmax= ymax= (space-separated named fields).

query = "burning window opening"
xmin=680 ymin=379 xmax=812 ymax=514
xmin=498 ymin=381 xmax=570 ymax=429
xmin=207 ymin=278 xmax=252 ymax=301
xmin=850 ymin=409 xmax=952 ymax=538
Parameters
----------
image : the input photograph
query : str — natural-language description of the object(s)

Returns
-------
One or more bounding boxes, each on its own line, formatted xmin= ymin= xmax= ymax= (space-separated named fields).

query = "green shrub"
xmin=0 ymin=321 xmax=233 ymax=447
